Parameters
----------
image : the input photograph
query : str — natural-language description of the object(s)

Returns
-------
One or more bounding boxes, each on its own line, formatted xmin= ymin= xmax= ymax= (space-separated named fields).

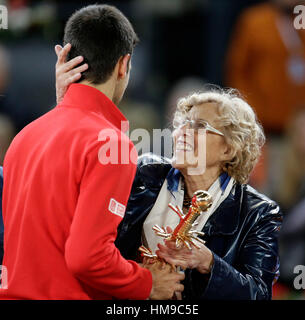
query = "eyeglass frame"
xmin=173 ymin=118 xmax=224 ymax=137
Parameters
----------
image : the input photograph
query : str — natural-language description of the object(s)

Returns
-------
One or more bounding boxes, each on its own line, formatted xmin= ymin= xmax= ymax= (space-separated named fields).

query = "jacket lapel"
xmin=202 ymin=183 xmax=243 ymax=236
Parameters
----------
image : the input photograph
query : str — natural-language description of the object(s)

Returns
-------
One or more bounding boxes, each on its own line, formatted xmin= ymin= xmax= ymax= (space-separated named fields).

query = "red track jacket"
xmin=0 ymin=84 xmax=152 ymax=299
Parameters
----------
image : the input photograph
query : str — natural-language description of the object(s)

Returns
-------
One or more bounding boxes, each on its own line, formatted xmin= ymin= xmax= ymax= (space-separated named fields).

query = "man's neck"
xmin=79 ymin=79 xmax=115 ymax=102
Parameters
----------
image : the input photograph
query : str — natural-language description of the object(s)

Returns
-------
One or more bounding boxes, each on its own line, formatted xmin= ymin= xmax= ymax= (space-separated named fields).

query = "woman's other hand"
xmin=156 ymin=239 xmax=214 ymax=274
xmin=55 ymin=43 xmax=88 ymax=104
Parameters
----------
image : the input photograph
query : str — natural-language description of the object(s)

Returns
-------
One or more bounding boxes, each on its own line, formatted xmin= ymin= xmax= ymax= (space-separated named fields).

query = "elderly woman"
xmin=55 ymin=47 xmax=282 ymax=300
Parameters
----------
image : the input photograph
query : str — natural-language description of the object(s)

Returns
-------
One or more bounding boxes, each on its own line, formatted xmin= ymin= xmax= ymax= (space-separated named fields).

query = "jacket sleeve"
xmin=64 ymin=138 xmax=152 ymax=300
xmin=190 ymin=202 xmax=282 ymax=300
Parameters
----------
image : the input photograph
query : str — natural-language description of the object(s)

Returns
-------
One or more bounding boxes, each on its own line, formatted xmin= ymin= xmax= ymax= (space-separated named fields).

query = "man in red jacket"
xmin=0 ymin=4 xmax=184 ymax=299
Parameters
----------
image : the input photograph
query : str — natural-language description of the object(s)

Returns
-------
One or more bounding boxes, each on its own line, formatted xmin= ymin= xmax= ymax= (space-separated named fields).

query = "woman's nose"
xmin=175 ymin=124 xmax=186 ymax=134
xmin=180 ymin=124 xmax=194 ymax=137
xmin=174 ymin=128 xmax=193 ymax=142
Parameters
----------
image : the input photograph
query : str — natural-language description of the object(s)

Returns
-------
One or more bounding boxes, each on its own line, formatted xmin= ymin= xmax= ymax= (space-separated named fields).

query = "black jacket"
xmin=115 ymin=154 xmax=283 ymax=300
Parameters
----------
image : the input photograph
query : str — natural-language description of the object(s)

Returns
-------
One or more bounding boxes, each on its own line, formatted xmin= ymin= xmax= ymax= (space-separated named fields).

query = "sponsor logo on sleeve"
xmin=108 ymin=198 xmax=126 ymax=218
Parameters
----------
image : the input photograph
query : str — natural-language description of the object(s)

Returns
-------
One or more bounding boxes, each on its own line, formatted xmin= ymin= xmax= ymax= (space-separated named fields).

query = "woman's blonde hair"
xmin=174 ymin=87 xmax=265 ymax=184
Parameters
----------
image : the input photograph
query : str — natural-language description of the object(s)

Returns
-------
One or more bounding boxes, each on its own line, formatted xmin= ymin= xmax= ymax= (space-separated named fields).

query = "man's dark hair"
xmin=64 ymin=4 xmax=139 ymax=84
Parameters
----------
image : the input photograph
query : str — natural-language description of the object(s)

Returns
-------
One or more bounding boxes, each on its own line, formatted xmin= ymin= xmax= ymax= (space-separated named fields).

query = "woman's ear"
xmin=117 ymin=54 xmax=131 ymax=79
xmin=221 ymin=144 xmax=235 ymax=162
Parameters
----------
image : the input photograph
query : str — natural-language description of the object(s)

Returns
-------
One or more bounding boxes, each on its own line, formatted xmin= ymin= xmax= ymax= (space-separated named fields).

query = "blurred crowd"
xmin=0 ymin=0 xmax=305 ymax=299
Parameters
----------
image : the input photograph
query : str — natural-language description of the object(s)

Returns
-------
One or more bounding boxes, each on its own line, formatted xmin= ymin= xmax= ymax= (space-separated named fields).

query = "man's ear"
xmin=117 ymin=54 xmax=131 ymax=80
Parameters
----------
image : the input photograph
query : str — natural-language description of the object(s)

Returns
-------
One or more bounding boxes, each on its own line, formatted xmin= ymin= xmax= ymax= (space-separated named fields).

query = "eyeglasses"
xmin=173 ymin=118 xmax=224 ymax=136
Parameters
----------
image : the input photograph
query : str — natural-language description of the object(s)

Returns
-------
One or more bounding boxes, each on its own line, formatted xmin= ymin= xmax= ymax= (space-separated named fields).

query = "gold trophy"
xmin=139 ymin=190 xmax=213 ymax=260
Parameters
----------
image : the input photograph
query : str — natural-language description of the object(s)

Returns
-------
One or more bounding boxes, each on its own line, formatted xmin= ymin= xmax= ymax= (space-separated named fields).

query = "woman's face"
xmin=172 ymin=102 xmax=229 ymax=175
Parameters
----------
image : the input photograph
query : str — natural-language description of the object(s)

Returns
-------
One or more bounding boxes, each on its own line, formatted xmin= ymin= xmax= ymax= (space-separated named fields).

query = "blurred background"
xmin=1 ymin=0 xmax=305 ymax=299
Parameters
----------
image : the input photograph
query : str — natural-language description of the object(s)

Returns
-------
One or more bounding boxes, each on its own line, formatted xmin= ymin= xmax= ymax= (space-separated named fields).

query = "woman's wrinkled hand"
xmin=54 ymin=43 xmax=89 ymax=104
xmin=156 ymin=236 xmax=214 ymax=274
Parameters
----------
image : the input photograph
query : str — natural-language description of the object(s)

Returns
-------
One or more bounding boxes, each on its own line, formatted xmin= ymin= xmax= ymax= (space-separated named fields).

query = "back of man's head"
xmin=64 ymin=4 xmax=139 ymax=85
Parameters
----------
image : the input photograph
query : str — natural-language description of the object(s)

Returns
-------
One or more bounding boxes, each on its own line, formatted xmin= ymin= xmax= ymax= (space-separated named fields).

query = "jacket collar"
xmin=166 ymin=168 xmax=231 ymax=193
xmin=166 ymin=168 xmax=181 ymax=192
xmin=139 ymin=158 xmax=242 ymax=236
xmin=59 ymin=83 xmax=128 ymax=132
xmin=138 ymin=155 xmax=172 ymax=190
